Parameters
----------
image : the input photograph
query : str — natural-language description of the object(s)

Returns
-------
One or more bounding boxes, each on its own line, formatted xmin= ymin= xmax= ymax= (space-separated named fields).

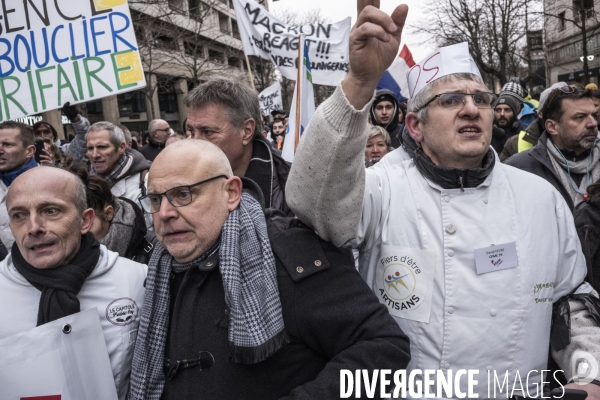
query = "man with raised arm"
xmin=286 ymin=1 xmax=600 ymax=397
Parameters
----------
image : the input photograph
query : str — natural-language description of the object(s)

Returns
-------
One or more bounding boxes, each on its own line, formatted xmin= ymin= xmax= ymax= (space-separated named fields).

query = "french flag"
xmin=376 ymin=45 xmax=415 ymax=102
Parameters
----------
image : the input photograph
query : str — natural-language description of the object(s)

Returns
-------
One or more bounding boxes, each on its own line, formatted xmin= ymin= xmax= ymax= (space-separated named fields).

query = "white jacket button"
xmin=447 ymin=250 xmax=455 ymax=257
xmin=445 ymin=225 xmax=456 ymax=235
xmin=444 ymin=362 xmax=450 ymax=369
xmin=447 ymin=307 xmax=454 ymax=314
xmin=490 ymin=309 xmax=497 ymax=316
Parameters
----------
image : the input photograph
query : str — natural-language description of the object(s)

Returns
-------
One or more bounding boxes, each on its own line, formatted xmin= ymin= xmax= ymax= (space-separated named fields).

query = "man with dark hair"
xmin=500 ymin=82 xmax=568 ymax=161
xmin=271 ymin=118 xmax=286 ymax=149
xmin=272 ymin=118 xmax=286 ymax=136
xmin=370 ymin=89 xmax=402 ymax=148
xmin=0 ymin=166 xmax=146 ymax=400
xmin=32 ymin=121 xmax=58 ymax=143
xmin=185 ymin=77 xmax=292 ymax=216
xmin=506 ymin=85 xmax=600 ymax=210
xmin=0 ymin=121 xmax=38 ymax=249
xmin=492 ymin=93 xmax=525 ymax=153
xmin=139 ymin=119 xmax=171 ymax=161
xmin=128 ymin=139 xmax=410 ymax=399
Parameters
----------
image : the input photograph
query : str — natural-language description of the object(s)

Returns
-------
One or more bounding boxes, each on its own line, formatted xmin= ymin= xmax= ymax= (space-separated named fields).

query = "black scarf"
xmin=12 ymin=232 xmax=101 ymax=326
xmin=406 ymin=132 xmax=496 ymax=190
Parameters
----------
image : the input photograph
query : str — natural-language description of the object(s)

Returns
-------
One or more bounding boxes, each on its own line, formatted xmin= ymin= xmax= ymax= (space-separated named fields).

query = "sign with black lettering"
xmin=0 ymin=0 xmax=145 ymax=121
xmin=232 ymin=0 xmax=350 ymax=86
xmin=258 ymin=81 xmax=282 ymax=116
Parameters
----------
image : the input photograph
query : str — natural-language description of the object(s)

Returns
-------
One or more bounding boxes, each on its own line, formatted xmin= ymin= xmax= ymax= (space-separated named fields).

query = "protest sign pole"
xmin=294 ymin=35 xmax=303 ymax=152
xmin=245 ymin=55 xmax=256 ymax=90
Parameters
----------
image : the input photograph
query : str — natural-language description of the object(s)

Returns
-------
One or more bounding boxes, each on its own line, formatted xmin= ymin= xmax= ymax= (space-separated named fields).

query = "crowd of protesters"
xmin=0 ymin=1 xmax=600 ymax=399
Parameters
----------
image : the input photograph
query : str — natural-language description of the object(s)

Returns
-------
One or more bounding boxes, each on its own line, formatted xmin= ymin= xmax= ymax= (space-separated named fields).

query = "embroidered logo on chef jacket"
xmin=376 ymin=246 xmax=436 ymax=323
xmin=106 ymin=297 xmax=139 ymax=326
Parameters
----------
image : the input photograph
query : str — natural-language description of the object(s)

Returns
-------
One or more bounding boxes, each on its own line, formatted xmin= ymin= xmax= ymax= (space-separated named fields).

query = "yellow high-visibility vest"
xmin=517 ymin=130 xmax=533 ymax=153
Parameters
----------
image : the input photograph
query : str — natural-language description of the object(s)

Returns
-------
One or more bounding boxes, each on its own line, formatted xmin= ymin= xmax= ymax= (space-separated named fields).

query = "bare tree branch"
xmin=410 ymin=0 xmax=536 ymax=88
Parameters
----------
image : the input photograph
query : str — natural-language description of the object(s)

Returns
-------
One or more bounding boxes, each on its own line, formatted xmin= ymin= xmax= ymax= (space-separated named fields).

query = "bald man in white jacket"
xmin=0 ymin=167 xmax=146 ymax=400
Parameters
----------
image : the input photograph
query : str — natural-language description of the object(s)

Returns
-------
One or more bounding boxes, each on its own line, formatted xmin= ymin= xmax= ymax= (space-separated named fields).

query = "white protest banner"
xmin=0 ymin=308 xmax=118 ymax=400
xmin=0 ymin=0 xmax=146 ymax=121
xmin=232 ymin=0 xmax=350 ymax=86
xmin=258 ymin=81 xmax=283 ymax=116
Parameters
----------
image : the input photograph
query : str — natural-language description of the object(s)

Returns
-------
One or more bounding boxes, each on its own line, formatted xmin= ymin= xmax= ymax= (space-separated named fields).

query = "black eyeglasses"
xmin=414 ymin=92 xmax=497 ymax=113
xmin=138 ymin=175 xmax=228 ymax=214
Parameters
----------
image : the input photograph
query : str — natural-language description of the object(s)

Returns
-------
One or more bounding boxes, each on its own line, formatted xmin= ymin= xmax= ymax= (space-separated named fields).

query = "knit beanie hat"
xmin=495 ymin=94 xmax=521 ymax=115
xmin=499 ymin=81 xmax=525 ymax=103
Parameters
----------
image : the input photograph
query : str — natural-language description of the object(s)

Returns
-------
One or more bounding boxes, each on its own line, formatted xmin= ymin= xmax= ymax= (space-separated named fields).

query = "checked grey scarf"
xmin=128 ymin=193 xmax=287 ymax=400
xmin=90 ymin=153 xmax=131 ymax=183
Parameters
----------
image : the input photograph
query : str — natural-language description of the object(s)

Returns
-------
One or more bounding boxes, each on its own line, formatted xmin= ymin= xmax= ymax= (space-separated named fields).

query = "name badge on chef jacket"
xmin=376 ymin=246 xmax=436 ymax=323
xmin=474 ymin=242 xmax=519 ymax=274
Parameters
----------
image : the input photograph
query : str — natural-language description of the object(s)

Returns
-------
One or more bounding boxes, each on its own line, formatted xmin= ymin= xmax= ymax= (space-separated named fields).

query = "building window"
xmin=86 ymin=100 xmax=103 ymax=114
xmin=135 ymin=26 xmax=145 ymax=44
xmin=232 ymin=20 xmax=240 ymax=39
xmin=158 ymin=92 xmax=178 ymax=113
xmin=573 ymin=0 xmax=594 ymax=21
xmin=154 ymin=34 xmax=174 ymax=50
xmin=228 ymin=56 xmax=240 ymax=68
xmin=189 ymin=0 xmax=208 ymax=22
xmin=184 ymin=42 xmax=204 ymax=58
xmin=209 ymin=49 xmax=224 ymax=63
xmin=527 ymin=31 xmax=543 ymax=51
xmin=559 ymin=11 xmax=566 ymax=30
xmin=118 ymin=91 xmax=146 ymax=114
xmin=219 ymin=12 xmax=229 ymax=34
xmin=169 ymin=0 xmax=185 ymax=13
xmin=531 ymin=59 xmax=545 ymax=72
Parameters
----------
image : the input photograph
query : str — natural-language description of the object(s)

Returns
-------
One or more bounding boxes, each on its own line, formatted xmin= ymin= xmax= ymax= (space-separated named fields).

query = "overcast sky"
xmin=269 ymin=0 xmax=436 ymax=62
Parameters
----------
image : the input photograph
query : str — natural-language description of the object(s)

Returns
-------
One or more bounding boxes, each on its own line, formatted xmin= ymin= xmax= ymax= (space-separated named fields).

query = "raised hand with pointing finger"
xmin=343 ymin=0 xmax=408 ymax=110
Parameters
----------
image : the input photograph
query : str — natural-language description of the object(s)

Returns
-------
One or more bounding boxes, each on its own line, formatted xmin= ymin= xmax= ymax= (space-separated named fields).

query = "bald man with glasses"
xmin=129 ymin=139 xmax=410 ymax=400
xmin=139 ymin=119 xmax=171 ymax=161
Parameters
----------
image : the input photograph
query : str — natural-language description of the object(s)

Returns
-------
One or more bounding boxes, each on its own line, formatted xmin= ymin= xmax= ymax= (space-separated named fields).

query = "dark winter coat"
xmin=161 ymin=209 xmax=411 ymax=399
xmin=574 ymin=192 xmax=600 ymax=292
xmin=370 ymin=89 xmax=402 ymax=148
xmin=491 ymin=119 xmax=524 ymax=155
xmin=245 ymin=135 xmax=293 ymax=216
xmin=504 ymin=131 xmax=575 ymax=211
xmin=139 ymin=139 xmax=166 ymax=161
xmin=118 ymin=197 xmax=157 ymax=265
xmin=491 ymin=125 xmax=509 ymax=154
xmin=500 ymin=118 xmax=543 ymax=162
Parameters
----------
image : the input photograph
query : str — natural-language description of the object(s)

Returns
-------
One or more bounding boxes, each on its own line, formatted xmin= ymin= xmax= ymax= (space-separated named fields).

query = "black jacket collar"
xmin=404 ymin=132 xmax=496 ymax=190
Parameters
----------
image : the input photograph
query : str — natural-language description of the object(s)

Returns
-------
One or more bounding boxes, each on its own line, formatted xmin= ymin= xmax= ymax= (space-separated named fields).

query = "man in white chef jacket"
xmin=286 ymin=1 xmax=600 ymax=398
